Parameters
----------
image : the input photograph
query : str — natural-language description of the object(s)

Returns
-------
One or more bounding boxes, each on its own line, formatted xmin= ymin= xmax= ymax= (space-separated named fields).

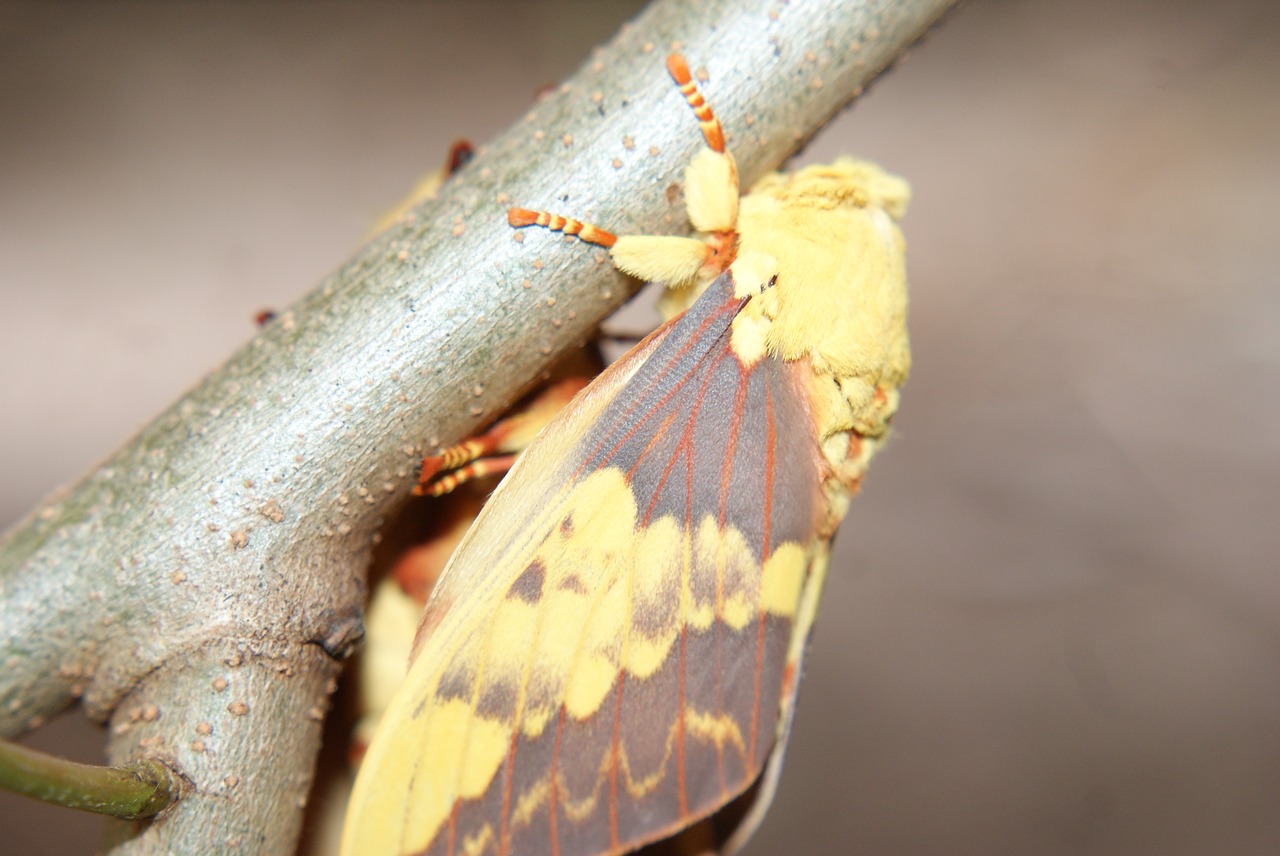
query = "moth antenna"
xmin=666 ymin=54 xmax=726 ymax=154
xmin=508 ymin=208 xmax=618 ymax=248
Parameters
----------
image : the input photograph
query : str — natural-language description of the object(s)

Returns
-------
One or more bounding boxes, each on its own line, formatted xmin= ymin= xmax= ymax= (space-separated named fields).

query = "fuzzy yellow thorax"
xmin=735 ymin=157 xmax=911 ymax=436
xmin=610 ymin=153 xmax=911 ymax=440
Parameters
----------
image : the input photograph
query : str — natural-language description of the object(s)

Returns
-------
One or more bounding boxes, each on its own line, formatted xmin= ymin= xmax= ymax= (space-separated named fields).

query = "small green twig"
xmin=0 ymin=736 xmax=182 ymax=819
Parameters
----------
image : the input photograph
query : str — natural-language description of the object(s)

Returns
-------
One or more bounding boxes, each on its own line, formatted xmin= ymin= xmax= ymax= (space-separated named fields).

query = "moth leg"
xmin=415 ymin=435 xmax=500 ymax=495
xmin=415 ymin=376 xmax=587 ymax=496
xmin=666 ymin=53 xmax=739 ymax=236
xmin=415 ymin=454 xmax=517 ymax=498
xmin=505 ymin=208 xmax=619 ymax=247
xmin=615 ymin=53 xmax=742 ymax=290
xmin=507 ymin=54 xmax=740 ymax=294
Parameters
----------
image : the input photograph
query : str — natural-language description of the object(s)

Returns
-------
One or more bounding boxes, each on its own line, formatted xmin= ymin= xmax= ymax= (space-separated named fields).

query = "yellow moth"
xmin=342 ymin=53 xmax=910 ymax=855
xmin=356 ymin=370 xmax=598 ymax=761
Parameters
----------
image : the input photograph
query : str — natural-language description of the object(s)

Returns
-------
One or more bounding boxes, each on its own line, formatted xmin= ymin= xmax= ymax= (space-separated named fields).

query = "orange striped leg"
xmin=416 ymin=437 xmax=493 ymax=493
xmin=415 ymin=377 xmax=589 ymax=496
xmin=509 ymin=54 xmax=737 ymax=287
xmin=507 ymin=208 xmax=618 ymax=248
xmin=415 ymin=425 xmax=514 ymax=495
xmin=666 ymin=53 xmax=726 ymax=154
xmin=415 ymin=455 xmax=518 ymax=498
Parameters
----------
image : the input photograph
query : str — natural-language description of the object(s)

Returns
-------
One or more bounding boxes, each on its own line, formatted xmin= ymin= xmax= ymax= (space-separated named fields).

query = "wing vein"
xmin=581 ymin=300 xmax=740 ymax=475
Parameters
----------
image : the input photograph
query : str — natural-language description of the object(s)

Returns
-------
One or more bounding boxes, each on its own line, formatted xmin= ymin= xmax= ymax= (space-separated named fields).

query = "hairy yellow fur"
xmin=611 ymin=235 xmax=709 ymax=288
xmin=736 ymin=157 xmax=911 ymax=437
xmin=610 ymin=148 xmax=910 ymax=440
xmin=683 ymin=148 xmax=739 ymax=233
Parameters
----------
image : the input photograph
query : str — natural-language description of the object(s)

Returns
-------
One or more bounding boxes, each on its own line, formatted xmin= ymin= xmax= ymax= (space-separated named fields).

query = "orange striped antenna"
xmin=665 ymin=54 xmax=726 ymax=154
xmin=508 ymin=208 xmax=618 ymax=248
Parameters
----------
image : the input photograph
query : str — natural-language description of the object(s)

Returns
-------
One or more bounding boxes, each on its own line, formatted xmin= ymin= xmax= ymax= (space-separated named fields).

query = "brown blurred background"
xmin=2 ymin=1 xmax=1278 ymax=853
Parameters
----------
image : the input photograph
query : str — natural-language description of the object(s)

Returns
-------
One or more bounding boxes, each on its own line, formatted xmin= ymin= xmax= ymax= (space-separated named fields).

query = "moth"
xmin=342 ymin=54 xmax=911 ymax=855
xmin=356 ymin=368 xmax=597 ymax=762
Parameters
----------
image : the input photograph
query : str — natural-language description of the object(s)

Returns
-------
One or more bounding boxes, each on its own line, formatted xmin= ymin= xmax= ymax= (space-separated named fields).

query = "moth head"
xmin=736 ymin=158 xmax=912 ymax=430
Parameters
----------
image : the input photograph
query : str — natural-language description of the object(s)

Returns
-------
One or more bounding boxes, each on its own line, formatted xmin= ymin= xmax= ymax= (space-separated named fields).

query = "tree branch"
xmin=0 ymin=738 xmax=180 ymax=819
xmin=0 ymin=0 xmax=955 ymax=851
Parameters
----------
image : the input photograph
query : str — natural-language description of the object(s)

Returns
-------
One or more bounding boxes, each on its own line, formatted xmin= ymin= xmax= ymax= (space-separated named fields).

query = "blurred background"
xmin=2 ymin=1 xmax=1278 ymax=853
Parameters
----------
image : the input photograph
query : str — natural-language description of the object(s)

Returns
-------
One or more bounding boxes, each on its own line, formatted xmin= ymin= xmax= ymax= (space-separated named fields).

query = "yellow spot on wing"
xmin=760 ymin=542 xmax=807 ymax=616
xmin=541 ymin=468 xmax=639 ymax=720
xmin=693 ymin=518 xmax=759 ymax=631
xmin=483 ymin=597 xmax=540 ymax=686
xmin=564 ymin=654 xmax=620 ymax=720
xmin=632 ymin=517 xmax=682 ymax=614
xmin=626 ymin=517 xmax=683 ymax=678
xmin=462 ymin=832 xmax=494 ymax=856
xmin=376 ymin=699 xmax=510 ymax=851
xmin=511 ymin=774 xmax=554 ymax=830
xmin=523 ymin=582 xmax=593 ymax=737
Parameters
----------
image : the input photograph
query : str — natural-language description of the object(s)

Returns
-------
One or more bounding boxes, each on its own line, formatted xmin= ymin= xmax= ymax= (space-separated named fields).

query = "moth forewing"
xmin=342 ymin=53 xmax=910 ymax=856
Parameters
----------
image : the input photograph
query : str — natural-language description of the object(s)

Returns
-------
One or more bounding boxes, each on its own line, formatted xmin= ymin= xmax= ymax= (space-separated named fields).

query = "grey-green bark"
xmin=0 ymin=0 xmax=956 ymax=851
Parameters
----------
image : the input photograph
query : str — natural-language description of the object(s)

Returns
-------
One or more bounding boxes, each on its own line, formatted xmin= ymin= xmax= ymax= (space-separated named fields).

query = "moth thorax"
xmin=747 ymin=156 xmax=911 ymax=221
xmin=737 ymin=202 xmax=908 ymax=389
